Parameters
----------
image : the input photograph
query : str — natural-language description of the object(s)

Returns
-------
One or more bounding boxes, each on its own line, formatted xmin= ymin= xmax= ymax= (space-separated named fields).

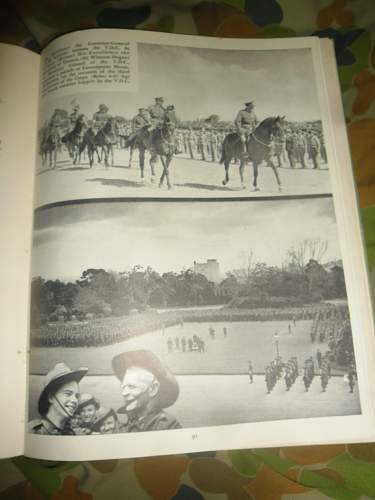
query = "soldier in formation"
xmin=264 ymin=357 xmax=283 ymax=393
xmin=284 ymin=357 xmax=299 ymax=391
xmin=303 ymin=357 xmax=315 ymax=392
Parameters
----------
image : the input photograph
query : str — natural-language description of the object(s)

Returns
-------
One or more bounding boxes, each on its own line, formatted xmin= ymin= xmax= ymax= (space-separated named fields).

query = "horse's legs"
xmin=128 ymin=145 xmax=133 ymax=168
xmin=239 ymin=159 xmax=246 ymax=189
xmin=103 ymin=145 xmax=109 ymax=167
xmin=139 ymin=147 xmax=145 ymax=182
xmin=222 ymin=159 xmax=231 ymax=186
xmin=150 ymin=153 xmax=157 ymax=182
xmin=268 ymin=159 xmax=282 ymax=191
xmin=253 ymin=161 xmax=259 ymax=191
xmin=159 ymin=155 xmax=167 ymax=188
xmin=110 ymin=145 xmax=114 ymax=166
xmin=164 ymin=154 xmax=173 ymax=189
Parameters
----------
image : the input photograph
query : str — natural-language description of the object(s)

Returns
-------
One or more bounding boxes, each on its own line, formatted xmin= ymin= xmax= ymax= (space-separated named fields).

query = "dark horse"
xmin=221 ymin=116 xmax=285 ymax=191
xmin=40 ymin=129 xmax=60 ymax=169
xmin=126 ymin=118 xmax=176 ymax=188
xmin=61 ymin=114 xmax=86 ymax=164
xmin=80 ymin=117 xmax=119 ymax=168
xmin=94 ymin=117 xmax=119 ymax=167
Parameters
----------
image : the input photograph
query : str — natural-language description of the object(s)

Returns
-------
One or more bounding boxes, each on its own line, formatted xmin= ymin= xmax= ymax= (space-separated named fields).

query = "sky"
xmin=32 ymin=198 xmax=341 ymax=281
xmin=40 ymin=44 xmax=320 ymax=125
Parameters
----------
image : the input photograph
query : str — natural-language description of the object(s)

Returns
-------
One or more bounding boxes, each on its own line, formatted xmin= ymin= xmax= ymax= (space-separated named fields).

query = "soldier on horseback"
xmin=92 ymin=104 xmax=111 ymax=132
xmin=148 ymin=97 xmax=166 ymax=128
xmin=125 ymin=108 xmax=152 ymax=147
xmin=234 ymin=101 xmax=258 ymax=156
xmin=69 ymin=104 xmax=80 ymax=131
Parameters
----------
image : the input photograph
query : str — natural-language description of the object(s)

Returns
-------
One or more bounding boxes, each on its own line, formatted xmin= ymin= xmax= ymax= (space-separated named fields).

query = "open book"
xmin=1 ymin=28 xmax=375 ymax=462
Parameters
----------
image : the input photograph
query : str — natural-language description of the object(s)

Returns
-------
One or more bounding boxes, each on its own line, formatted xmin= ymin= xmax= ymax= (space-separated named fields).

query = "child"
xmin=74 ymin=393 xmax=100 ymax=434
xmin=92 ymin=407 xmax=119 ymax=434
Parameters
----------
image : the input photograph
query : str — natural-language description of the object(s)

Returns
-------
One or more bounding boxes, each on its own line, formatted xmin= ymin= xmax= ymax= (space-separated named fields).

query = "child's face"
xmin=80 ymin=404 xmax=97 ymax=424
xmin=100 ymin=415 xmax=116 ymax=434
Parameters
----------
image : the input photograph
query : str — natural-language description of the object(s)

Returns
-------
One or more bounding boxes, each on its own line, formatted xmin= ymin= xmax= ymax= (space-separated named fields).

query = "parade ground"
xmin=34 ymin=148 xmax=331 ymax=206
xmin=29 ymin=317 xmax=362 ymax=424
xmin=28 ymin=372 xmax=360 ymax=426
xmin=30 ymin=319 xmax=320 ymax=375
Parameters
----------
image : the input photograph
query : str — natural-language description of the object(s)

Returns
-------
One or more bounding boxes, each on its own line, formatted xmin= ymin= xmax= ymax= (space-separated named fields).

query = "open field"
xmin=30 ymin=319 xmax=325 ymax=375
xmin=28 ymin=373 xmax=361 ymax=427
xmin=34 ymin=148 xmax=330 ymax=207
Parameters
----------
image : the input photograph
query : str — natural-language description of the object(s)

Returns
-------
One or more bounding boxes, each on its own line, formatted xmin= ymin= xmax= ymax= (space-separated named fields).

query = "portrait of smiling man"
xmin=112 ymin=349 xmax=181 ymax=432
xmin=28 ymin=363 xmax=87 ymax=435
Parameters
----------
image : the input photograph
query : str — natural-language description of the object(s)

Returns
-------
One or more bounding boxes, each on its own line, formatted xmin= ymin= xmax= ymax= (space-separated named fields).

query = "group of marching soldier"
xmin=263 ymin=352 xmax=355 ymax=394
xmin=166 ymin=325 xmax=228 ymax=354
xmin=42 ymin=97 xmax=327 ymax=169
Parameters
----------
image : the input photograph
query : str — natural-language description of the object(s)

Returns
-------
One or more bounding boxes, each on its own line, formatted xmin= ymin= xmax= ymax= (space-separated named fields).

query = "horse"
xmin=94 ymin=117 xmax=119 ymax=167
xmin=40 ymin=129 xmax=60 ymax=169
xmin=79 ymin=127 xmax=102 ymax=167
xmin=61 ymin=114 xmax=87 ymax=164
xmin=220 ymin=116 xmax=285 ymax=191
xmin=127 ymin=118 xmax=176 ymax=188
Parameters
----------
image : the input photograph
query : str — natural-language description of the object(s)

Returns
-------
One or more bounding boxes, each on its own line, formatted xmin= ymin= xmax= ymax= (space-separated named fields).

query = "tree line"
xmin=30 ymin=254 xmax=346 ymax=327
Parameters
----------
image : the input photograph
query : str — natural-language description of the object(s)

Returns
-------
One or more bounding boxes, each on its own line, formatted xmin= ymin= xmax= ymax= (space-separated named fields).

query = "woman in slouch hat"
xmin=28 ymin=363 xmax=87 ymax=435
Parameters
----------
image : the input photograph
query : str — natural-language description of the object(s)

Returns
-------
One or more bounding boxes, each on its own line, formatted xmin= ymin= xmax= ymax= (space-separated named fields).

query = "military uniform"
xmin=306 ymin=132 xmax=320 ymax=169
xmin=92 ymin=109 xmax=111 ymax=132
xmin=295 ymin=131 xmax=307 ymax=168
xmin=285 ymin=132 xmax=296 ymax=168
xmin=148 ymin=102 xmax=166 ymax=128
xmin=132 ymin=111 xmax=151 ymax=132
xmin=120 ymin=410 xmax=181 ymax=432
xmin=47 ymin=113 xmax=63 ymax=138
xmin=28 ymin=418 xmax=75 ymax=435
xmin=235 ymin=109 xmax=258 ymax=139
xmin=69 ymin=109 xmax=80 ymax=131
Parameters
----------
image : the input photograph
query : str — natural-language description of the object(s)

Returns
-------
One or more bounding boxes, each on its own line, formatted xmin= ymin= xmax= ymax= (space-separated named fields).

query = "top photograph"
xmin=35 ymin=34 xmax=333 ymax=206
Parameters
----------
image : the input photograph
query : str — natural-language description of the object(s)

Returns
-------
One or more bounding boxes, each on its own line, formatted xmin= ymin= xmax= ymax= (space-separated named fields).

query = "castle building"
xmin=193 ymin=259 xmax=221 ymax=283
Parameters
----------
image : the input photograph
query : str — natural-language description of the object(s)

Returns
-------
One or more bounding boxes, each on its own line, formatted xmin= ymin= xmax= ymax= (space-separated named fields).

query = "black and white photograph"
xmin=28 ymin=198 xmax=360 ymax=436
xmin=35 ymin=43 xmax=331 ymax=207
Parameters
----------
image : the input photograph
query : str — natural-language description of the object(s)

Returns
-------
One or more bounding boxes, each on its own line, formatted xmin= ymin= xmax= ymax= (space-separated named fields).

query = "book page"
xmin=25 ymin=30 xmax=375 ymax=461
xmin=0 ymin=43 xmax=40 ymax=458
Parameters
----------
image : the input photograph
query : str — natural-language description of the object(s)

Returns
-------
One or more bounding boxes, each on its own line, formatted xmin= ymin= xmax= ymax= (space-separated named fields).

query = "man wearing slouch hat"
xmin=28 ymin=363 xmax=87 ymax=435
xmin=112 ymin=349 xmax=181 ymax=432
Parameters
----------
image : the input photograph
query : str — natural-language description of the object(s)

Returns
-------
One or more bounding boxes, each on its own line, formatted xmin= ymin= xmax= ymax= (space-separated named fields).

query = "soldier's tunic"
xmin=48 ymin=114 xmax=63 ymax=139
xmin=306 ymin=133 xmax=320 ymax=169
xmin=295 ymin=132 xmax=307 ymax=168
xmin=132 ymin=113 xmax=151 ymax=132
xmin=28 ymin=418 xmax=75 ymax=435
xmin=92 ymin=110 xmax=111 ymax=132
xmin=235 ymin=109 xmax=258 ymax=142
xmin=69 ymin=110 xmax=80 ymax=131
xmin=120 ymin=410 xmax=181 ymax=432
xmin=285 ymin=133 xmax=296 ymax=168
xmin=148 ymin=103 xmax=166 ymax=128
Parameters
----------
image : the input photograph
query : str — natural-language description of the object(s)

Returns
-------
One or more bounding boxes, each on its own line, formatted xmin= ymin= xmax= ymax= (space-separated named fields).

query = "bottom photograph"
xmin=28 ymin=197 xmax=360 ymax=435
